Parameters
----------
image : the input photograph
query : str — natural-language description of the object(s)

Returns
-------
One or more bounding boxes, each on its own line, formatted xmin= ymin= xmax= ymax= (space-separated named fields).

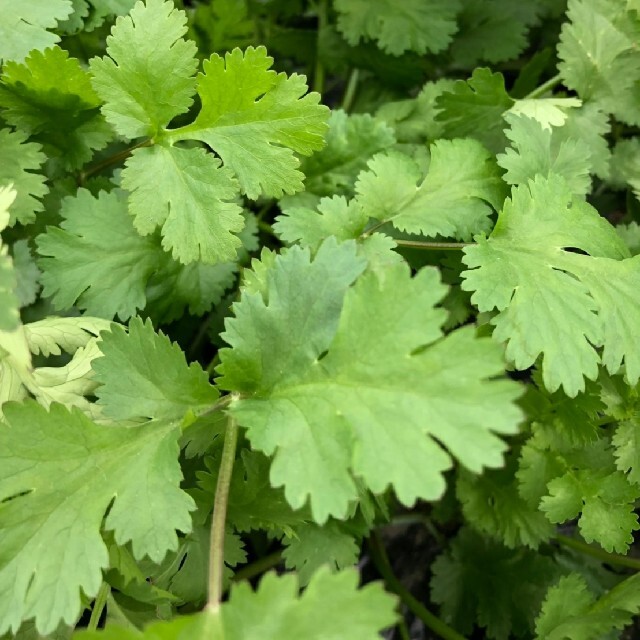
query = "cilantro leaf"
xmin=122 ymin=144 xmax=244 ymax=264
xmin=435 ymin=68 xmax=514 ymax=152
xmin=0 ymin=0 xmax=73 ymax=63
xmin=462 ymin=175 xmax=638 ymax=396
xmin=0 ymin=129 xmax=47 ymax=226
xmin=354 ymin=139 xmax=505 ymax=240
xmin=283 ymin=521 xmax=360 ymax=586
xmin=497 ymin=114 xmax=593 ymax=196
xmin=0 ymin=47 xmax=112 ymax=169
xmin=294 ymin=109 xmax=396 ymax=199
xmin=431 ymin=528 xmax=561 ymax=640
xmin=37 ymin=189 xmax=163 ymax=320
xmin=506 ymin=97 xmax=582 ymax=130
xmin=219 ymin=239 xmax=522 ymax=522
xmin=449 ymin=0 xmax=542 ymax=67
xmin=558 ymin=0 xmax=640 ymax=124
xmin=74 ymin=569 xmax=396 ymax=639
xmin=334 ymin=0 xmax=461 ymax=56
xmin=0 ymin=401 xmax=194 ymax=635
xmin=535 ymin=573 xmax=640 ymax=640
xmin=89 ymin=0 xmax=198 ymax=139
xmin=170 ymin=46 xmax=329 ymax=199
xmin=92 ymin=317 xmax=218 ymax=422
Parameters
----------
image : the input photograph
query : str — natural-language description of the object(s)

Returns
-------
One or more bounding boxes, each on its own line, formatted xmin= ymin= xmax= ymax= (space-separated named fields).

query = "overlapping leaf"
xmin=171 ymin=46 xmax=329 ymax=199
xmin=462 ymin=175 xmax=639 ymax=396
xmin=218 ymin=238 xmax=522 ymax=522
xmin=0 ymin=401 xmax=194 ymax=634
xmin=0 ymin=186 xmax=20 ymax=331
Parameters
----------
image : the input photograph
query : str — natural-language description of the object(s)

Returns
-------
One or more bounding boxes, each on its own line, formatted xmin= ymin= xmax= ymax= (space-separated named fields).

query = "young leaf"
xmin=89 ymin=0 xmax=198 ymax=138
xmin=334 ymin=0 xmax=461 ymax=56
xmin=0 ymin=401 xmax=194 ymax=635
xmin=92 ymin=317 xmax=218 ymax=422
xmin=462 ymin=174 xmax=638 ymax=396
xmin=219 ymin=239 xmax=522 ymax=522
xmin=169 ymin=46 xmax=329 ymax=199
xmin=37 ymin=189 xmax=163 ymax=320
xmin=0 ymin=0 xmax=73 ymax=63
xmin=0 ymin=128 xmax=47 ymax=226
xmin=122 ymin=144 xmax=244 ymax=264
xmin=535 ymin=573 xmax=640 ymax=640
xmin=354 ymin=139 xmax=505 ymax=240
xmin=0 ymin=46 xmax=112 ymax=169
xmin=497 ymin=114 xmax=593 ymax=196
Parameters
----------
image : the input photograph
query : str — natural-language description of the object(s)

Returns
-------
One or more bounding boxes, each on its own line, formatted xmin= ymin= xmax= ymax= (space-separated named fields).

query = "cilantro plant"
xmin=3 ymin=0 xmax=640 ymax=638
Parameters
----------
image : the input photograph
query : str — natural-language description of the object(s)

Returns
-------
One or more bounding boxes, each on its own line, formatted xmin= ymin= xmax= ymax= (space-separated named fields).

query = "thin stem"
xmin=200 ymin=394 xmax=234 ymax=418
xmin=88 ymin=582 xmax=110 ymax=631
xmin=231 ymin=550 xmax=283 ymax=584
xmin=395 ymin=240 xmax=469 ymax=251
xmin=556 ymin=534 xmax=640 ymax=571
xmin=207 ymin=405 xmax=240 ymax=611
xmin=257 ymin=219 xmax=276 ymax=236
xmin=79 ymin=139 xmax=152 ymax=183
xmin=524 ymin=73 xmax=562 ymax=99
xmin=341 ymin=68 xmax=360 ymax=112
xmin=368 ymin=533 xmax=465 ymax=640
xmin=397 ymin=616 xmax=412 ymax=640
xmin=313 ymin=0 xmax=328 ymax=94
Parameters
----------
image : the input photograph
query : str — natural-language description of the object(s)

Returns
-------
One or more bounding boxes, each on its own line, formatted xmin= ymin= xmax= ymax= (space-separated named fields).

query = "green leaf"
xmin=73 ymin=569 xmax=397 ymax=639
xmin=293 ymin=109 xmax=396 ymax=199
xmin=462 ymin=175 xmax=638 ymax=396
xmin=506 ymin=97 xmax=582 ymax=130
xmin=435 ymin=68 xmax=514 ymax=153
xmin=0 ymin=46 xmax=112 ymax=169
xmin=283 ymin=521 xmax=360 ymax=586
xmin=535 ymin=573 xmax=640 ymax=640
xmin=37 ymin=189 xmax=163 ymax=320
xmin=11 ymin=240 xmax=41 ymax=308
xmin=219 ymin=239 xmax=522 ymax=522
xmin=0 ymin=186 xmax=20 ymax=331
xmin=540 ymin=467 xmax=639 ymax=553
xmin=0 ymin=401 xmax=194 ymax=635
xmin=0 ymin=0 xmax=73 ymax=63
xmin=609 ymin=138 xmax=640 ymax=199
xmin=334 ymin=0 xmax=461 ymax=55
xmin=558 ymin=0 xmax=640 ymax=124
xmin=92 ymin=317 xmax=218 ymax=422
xmin=23 ymin=316 xmax=112 ymax=357
xmin=497 ymin=114 xmax=593 ymax=196
xmin=89 ymin=0 xmax=198 ymax=138
xmin=431 ymin=528 xmax=561 ymax=640
xmin=170 ymin=46 xmax=329 ymax=199
xmin=0 ymin=129 xmax=47 ymax=226
xmin=122 ymin=144 xmax=244 ymax=264
xmin=354 ymin=139 xmax=505 ymax=240
xmin=449 ymin=0 xmax=543 ymax=67
xmin=457 ymin=455 xmax=555 ymax=549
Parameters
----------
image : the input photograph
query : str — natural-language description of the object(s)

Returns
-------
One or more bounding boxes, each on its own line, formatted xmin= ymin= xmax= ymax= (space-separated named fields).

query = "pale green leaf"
xmin=219 ymin=239 xmax=522 ymax=522
xmin=507 ymin=97 xmax=582 ymax=130
xmin=462 ymin=175 xmax=637 ymax=396
xmin=355 ymin=139 xmax=505 ymax=240
xmin=0 ymin=402 xmax=194 ymax=635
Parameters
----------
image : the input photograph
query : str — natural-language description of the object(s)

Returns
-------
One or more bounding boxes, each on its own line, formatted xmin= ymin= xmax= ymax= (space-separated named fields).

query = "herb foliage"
xmin=2 ymin=1 xmax=640 ymax=638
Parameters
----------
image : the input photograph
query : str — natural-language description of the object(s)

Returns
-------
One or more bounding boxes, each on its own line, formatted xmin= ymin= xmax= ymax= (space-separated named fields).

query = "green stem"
xmin=524 ymin=73 xmax=562 ymax=99
xmin=556 ymin=534 xmax=640 ymax=571
xmin=207 ymin=405 xmax=240 ymax=611
xmin=368 ymin=533 xmax=465 ymax=640
xmin=257 ymin=219 xmax=276 ymax=236
xmin=398 ymin=617 xmax=412 ymax=640
xmin=88 ymin=582 xmax=110 ymax=631
xmin=79 ymin=139 xmax=152 ymax=183
xmin=105 ymin=594 xmax=139 ymax=631
xmin=313 ymin=0 xmax=328 ymax=94
xmin=201 ymin=394 xmax=234 ymax=418
xmin=395 ymin=240 xmax=469 ymax=251
xmin=341 ymin=68 xmax=360 ymax=112
xmin=231 ymin=550 xmax=283 ymax=584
